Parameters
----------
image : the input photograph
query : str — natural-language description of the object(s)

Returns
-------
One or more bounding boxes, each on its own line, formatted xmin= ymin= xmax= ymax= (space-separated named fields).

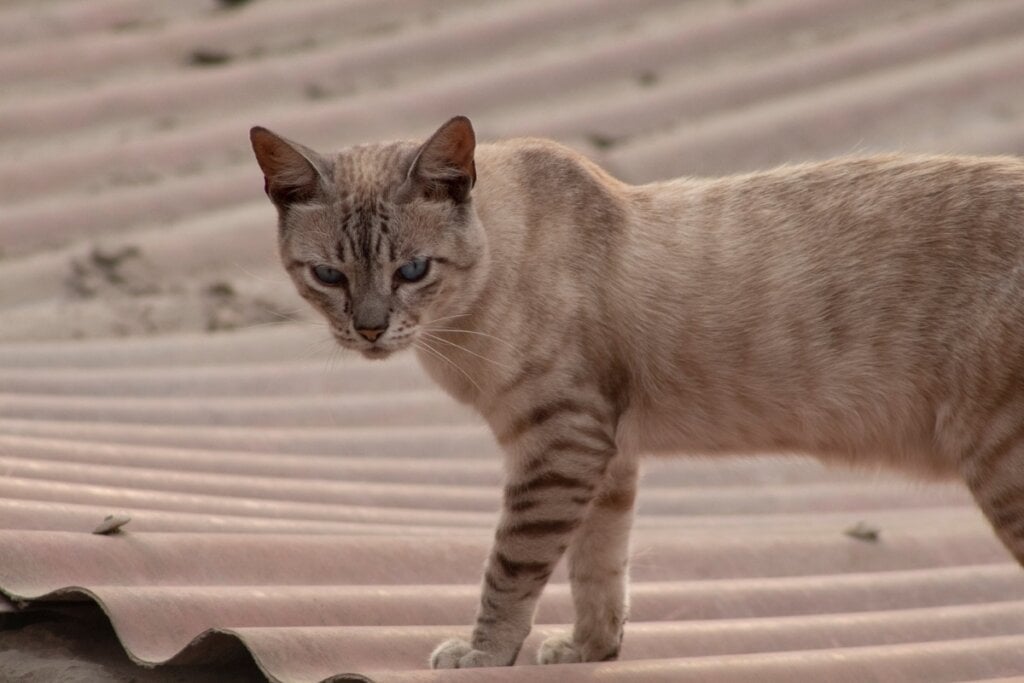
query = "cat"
xmin=250 ymin=115 xmax=1024 ymax=669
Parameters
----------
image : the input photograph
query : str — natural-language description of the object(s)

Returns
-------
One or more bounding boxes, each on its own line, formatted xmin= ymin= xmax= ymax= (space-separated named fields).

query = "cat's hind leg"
xmin=962 ymin=417 xmax=1024 ymax=566
xmin=537 ymin=452 xmax=638 ymax=664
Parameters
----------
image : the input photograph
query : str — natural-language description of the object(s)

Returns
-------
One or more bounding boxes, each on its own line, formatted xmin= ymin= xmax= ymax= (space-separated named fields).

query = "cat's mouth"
xmin=330 ymin=330 xmax=402 ymax=360
xmin=360 ymin=346 xmax=393 ymax=360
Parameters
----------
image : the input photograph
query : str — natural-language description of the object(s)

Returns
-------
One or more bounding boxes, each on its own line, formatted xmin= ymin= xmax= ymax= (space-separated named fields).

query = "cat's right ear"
xmin=249 ymin=127 xmax=332 ymax=207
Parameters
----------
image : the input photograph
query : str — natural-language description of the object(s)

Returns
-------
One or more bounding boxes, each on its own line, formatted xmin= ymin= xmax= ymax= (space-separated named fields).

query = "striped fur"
xmin=252 ymin=118 xmax=1024 ymax=669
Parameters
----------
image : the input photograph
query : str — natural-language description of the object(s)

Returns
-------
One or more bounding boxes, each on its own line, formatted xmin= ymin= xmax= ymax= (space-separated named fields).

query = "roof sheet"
xmin=2 ymin=0 xmax=1024 ymax=681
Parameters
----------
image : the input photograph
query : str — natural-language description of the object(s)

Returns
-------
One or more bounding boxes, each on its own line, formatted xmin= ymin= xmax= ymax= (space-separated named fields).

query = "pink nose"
xmin=356 ymin=327 xmax=386 ymax=342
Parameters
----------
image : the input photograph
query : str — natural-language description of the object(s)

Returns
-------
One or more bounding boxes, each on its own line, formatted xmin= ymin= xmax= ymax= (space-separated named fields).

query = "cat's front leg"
xmin=431 ymin=401 xmax=618 ymax=669
xmin=537 ymin=452 xmax=637 ymax=664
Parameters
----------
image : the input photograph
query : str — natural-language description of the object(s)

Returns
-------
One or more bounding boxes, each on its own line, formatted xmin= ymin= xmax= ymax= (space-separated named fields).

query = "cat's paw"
xmin=537 ymin=635 xmax=582 ymax=665
xmin=430 ymin=638 xmax=473 ymax=668
xmin=538 ymin=634 xmax=622 ymax=664
xmin=430 ymin=638 xmax=507 ymax=669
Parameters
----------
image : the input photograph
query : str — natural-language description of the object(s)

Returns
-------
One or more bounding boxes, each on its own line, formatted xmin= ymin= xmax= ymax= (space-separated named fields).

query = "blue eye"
xmin=312 ymin=264 xmax=345 ymax=286
xmin=396 ymin=257 xmax=430 ymax=283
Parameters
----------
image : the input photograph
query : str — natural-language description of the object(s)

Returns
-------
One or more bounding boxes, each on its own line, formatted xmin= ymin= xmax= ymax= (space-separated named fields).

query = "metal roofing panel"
xmin=3 ymin=0 xmax=1024 ymax=681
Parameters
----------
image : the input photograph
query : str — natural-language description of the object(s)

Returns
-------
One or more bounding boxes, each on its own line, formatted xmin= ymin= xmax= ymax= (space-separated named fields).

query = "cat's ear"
xmin=250 ymin=126 xmax=332 ymax=207
xmin=404 ymin=116 xmax=476 ymax=203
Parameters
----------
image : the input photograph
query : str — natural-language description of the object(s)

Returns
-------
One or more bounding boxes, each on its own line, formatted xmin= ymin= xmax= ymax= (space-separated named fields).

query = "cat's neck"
xmin=415 ymin=140 xmax=651 ymax=409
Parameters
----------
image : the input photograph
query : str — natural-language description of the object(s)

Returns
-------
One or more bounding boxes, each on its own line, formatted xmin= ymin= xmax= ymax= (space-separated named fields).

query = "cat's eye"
xmin=396 ymin=257 xmax=430 ymax=283
xmin=312 ymin=264 xmax=346 ymax=286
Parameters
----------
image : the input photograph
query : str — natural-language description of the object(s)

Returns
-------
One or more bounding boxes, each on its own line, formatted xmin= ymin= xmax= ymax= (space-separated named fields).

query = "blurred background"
xmin=3 ymin=0 xmax=1024 ymax=343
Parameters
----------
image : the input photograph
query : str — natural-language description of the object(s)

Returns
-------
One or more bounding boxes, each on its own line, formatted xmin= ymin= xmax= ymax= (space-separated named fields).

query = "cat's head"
xmin=250 ymin=116 xmax=488 ymax=360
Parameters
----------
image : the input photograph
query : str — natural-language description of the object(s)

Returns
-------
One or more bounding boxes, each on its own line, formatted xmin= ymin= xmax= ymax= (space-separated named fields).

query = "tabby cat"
xmin=250 ymin=116 xmax=1024 ymax=668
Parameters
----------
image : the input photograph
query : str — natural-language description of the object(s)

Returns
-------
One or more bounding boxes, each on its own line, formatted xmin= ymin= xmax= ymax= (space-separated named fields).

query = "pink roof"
xmin=2 ymin=0 xmax=1024 ymax=680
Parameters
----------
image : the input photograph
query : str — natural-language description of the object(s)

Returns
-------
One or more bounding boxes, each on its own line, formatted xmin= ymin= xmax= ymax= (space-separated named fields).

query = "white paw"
xmin=537 ymin=635 xmax=582 ymax=665
xmin=430 ymin=638 xmax=473 ymax=669
xmin=430 ymin=638 xmax=507 ymax=669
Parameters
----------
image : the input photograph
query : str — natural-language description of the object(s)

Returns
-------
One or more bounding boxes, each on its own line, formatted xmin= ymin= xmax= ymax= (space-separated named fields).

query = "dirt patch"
xmin=66 ymin=246 xmax=159 ymax=299
xmin=57 ymin=245 xmax=296 ymax=339
xmin=188 ymin=49 xmax=234 ymax=67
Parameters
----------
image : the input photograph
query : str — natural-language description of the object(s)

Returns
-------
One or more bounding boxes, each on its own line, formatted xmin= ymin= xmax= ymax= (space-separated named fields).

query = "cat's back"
xmin=650 ymin=153 xmax=1024 ymax=252
xmin=621 ymin=154 xmax=1024 ymax=465
xmin=642 ymin=154 xmax=1024 ymax=310
xmin=725 ymin=154 xmax=1024 ymax=312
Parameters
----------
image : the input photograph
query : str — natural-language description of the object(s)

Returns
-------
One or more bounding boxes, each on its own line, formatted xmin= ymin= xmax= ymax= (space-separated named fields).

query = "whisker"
xmin=421 ymin=312 xmax=472 ymax=327
xmin=266 ymin=310 xmax=319 ymax=324
xmin=298 ymin=339 xmax=335 ymax=363
xmin=275 ymin=307 xmax=318 ymax=318
xmin=231 ymin=317 xmax=323 ymax=334
xmin=293 ymin=327 xmax=339 ymax=361
xmin=412 ymin=339 xmax=451 ymax=373
xmin=423 ymin=327 xmax=520 ymax=353
xmin=232 ymin=261 xmax=290 ymax=285
xmin=420 ymin=332 xmax=515 ymax=371
xmin=325 ymin=344 xmax=345 ymax=375
xmin=415 ymin=339 xmax=482 ymax=394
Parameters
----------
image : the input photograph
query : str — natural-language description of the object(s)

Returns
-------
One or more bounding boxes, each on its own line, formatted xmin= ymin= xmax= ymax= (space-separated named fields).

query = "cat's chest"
xmin=415 ymin=347 xmax=481 ymax=406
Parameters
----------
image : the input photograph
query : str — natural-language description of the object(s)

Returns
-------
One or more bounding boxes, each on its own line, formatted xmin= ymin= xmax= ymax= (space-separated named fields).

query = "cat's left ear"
xmin=404 ymin=116 xmax=476 ymax=204
xmin=250 ymin=126 xmax=333 ymax=208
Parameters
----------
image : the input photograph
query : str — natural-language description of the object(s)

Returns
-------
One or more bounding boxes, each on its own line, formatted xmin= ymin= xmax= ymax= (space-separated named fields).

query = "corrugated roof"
xmin=2 ymin=0 xmax=1024 ymax=681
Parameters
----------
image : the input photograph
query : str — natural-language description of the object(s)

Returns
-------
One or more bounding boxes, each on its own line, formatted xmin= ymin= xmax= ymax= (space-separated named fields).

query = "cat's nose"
xmin=356 ymin=325 xmax=387 ymax=342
